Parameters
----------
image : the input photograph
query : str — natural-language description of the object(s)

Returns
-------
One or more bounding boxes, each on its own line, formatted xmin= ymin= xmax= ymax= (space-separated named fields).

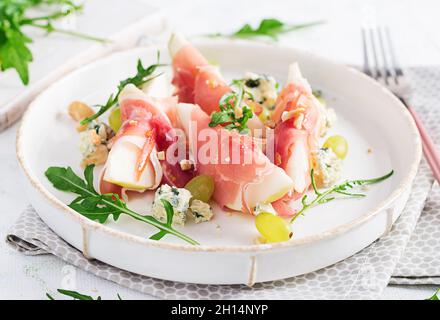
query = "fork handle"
xmin=403 ymin=100 xmax=440 ymax=183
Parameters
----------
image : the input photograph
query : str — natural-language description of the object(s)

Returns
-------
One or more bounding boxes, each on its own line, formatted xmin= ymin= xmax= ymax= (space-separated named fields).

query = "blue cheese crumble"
xmin=244 ymin=72 xmax=278 ymax=110
xmin=313 ymin=148 xmax=342 ymax=187
xmin=152 ymin=184 xmax=192 ymax=225
xmin=189 ymin=199 xmax=213 ymax=223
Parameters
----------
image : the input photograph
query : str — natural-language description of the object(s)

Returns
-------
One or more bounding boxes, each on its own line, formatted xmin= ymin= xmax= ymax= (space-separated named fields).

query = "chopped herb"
xmin=312 ymin=90 xmax=323 ymax=98
xmin=171 ymin=187 xmax=180 ymax=196
xmin=209 ymin=80 xmax=254 ymax=133
xmin=45 ymin=165 xmax=199 ymax=245
xmin=57 ymin=289 xmax=95 ymax=300
xmin=0 ymin=0 xmax=106 ymax=85
xmin=210 ymin=18 xmax=325 ymax=41
xmin=291 ymin=169 xmax=394 ymax=223
xmin=47 ymin=289 xmax=123 ymax=300
xmin=81 ymin=55 xmax=165 ymax=125
xmin=245 ymin=78 xmax=260 ymax=88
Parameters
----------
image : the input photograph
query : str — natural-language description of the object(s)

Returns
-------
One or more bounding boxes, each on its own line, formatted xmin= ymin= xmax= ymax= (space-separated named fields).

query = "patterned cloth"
xmin=388 ymin=67 xmax=440 ymax=286
xmin=6 ymin=67 xmax=440 ymax=299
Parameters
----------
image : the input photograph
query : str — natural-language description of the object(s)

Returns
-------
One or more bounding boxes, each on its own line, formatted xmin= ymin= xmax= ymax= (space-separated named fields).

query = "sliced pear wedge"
xmin=176 ymin=103 xmax=293 ymax=212
xmin=287 ymin=62 xmax=312 ymax=92
xmin=246 ymin=167 xmax=294 ymax=206
xmin=285 ymin=136 xmax=309 ymax=193
xmin=104 ymin=135 xmax=162 ymax=190
xmin=141 ymin=72 xmax=171 ymax=97
xmin=168 ymin=32 xmax=189 ymax=58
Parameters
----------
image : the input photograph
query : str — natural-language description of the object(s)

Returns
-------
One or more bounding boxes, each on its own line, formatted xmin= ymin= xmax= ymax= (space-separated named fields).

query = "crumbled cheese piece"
xmin=79 ymin=130 xmax=97 ymax=158
xmin=253 ymin=203 xmax=277 ymax=216
xmin=313 ymin=148 xmax=343 ymax=187
xmin=179 ymin=159 xmax=193 ymax=171
xmin=189 ymin=199 xmax=213 ymax=223
xmin=243 ymin=72 xmax=278 ymax=110
xmin=80 ymin=144 xmax=108 ymax=168
xmin=78 ymin=121 xmax=112 ymax=160
xmin=157 ymin=151 xmax=165 ymax=160
xmin=152 ymin=184 xmax=192 ymax=225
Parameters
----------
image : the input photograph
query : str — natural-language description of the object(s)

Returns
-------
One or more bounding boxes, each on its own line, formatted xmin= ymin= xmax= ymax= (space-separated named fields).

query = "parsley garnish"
xmin=291 ymin=169 xmax=394 ymax=223
xmin=209 ymin=80 xmax=254 ymax=133
xmin=0 ymin=0 xmax=106 ymax=85
xmin=45 ymin=165 xmax=199 ymax=245
xmin=80 ymin=56 xmax=165 ymax=125
xmin=210 ymin=18 xmax=324 ymax=41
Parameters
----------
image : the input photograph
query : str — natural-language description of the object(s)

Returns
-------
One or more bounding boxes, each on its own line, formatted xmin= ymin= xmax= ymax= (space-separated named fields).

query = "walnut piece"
xmin=68 ymin=101 xmax=94 ymax=122
xmin=80 ymin=144 xmax=109 ymax=168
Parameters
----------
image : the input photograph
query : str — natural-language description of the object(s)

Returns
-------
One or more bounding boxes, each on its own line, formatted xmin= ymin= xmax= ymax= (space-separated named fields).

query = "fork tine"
xmin=377 ymin=27 xmax=392 ymax=84
xmin=384 ymin=27 xmax=404 ymax=82
xmin=368 ymin=28 xmax=382 ymax=80
xmin=361 ymin=28 xmax=372 ymax=77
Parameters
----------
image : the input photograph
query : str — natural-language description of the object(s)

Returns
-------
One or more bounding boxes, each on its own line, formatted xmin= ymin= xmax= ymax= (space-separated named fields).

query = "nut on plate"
xmin=68 ymin=101 xmax=94 ymax=121
xmin=179 ymin=159 xmax=193 ymax=171
xmin=81 ymin=144 xmax=109 ymax=168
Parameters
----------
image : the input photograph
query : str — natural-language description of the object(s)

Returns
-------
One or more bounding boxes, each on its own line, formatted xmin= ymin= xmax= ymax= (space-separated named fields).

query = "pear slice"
xmin=176 ymin=103 xmax=294 ymax=211
xmin=168 ymin=32 xmax=189 ymax=58
xmin=141 ymin=72 xmax=171 ymax=97
xmin=244 ymin=166 xmax=294 ymax=207
xmin=287 ymin=62 xmax=312 ymax=93
xmin=104 ymin=136 xmax=161 ymax=190
xmin=284 ymin=137 xmax=309 ymax=193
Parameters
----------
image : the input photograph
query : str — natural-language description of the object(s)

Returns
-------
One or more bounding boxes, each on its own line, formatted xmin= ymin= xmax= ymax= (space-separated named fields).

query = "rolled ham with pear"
xmin=169 ymin=33 xmax=266 ymax=134
xmin=100 ymin=84 xmax=168 ymax=194
xmin=271 ymin=63 xmax=329 ymax=203
xmin=52 ymin=31 xmax=399 ymax=247
xmin=175 ymin=102 xmax=293 ymax=213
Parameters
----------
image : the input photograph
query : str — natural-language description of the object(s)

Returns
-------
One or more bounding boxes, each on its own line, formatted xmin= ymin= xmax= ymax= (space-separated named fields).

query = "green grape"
xmin=255 ymin=212 xmax=292 ymax=243
xmin=184 ymin=175 xmax=215 ymax=203
xmin=323 ymin=135 xmax=348 ymax=159
xmin=108 ymin=107 xmax=122 ymax=132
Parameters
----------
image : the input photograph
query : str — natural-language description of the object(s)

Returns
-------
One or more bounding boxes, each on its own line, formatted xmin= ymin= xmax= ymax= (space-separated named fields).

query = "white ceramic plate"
xmin=17 ymin=40 xmax=421 ymax=285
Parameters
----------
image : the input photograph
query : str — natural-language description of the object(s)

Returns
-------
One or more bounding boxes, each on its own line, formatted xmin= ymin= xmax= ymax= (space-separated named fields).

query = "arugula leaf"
xmin=211 ymin=18 xmax=324 ymax=41
xmin=47 ymin=289 xmax=122 ymax=300
xmin=0 ymin=27 xmax=33 ymax=84
xmin=80 ymin=58 xmax=165 ymax=125
xmin=46 ymin=293 xmax=55 ymax=300
xmin=45 ymin=165 xmax=199 ymax=245
xmin=209 ymin=80 xmax=254 ymax=133
xmin=57 ymin=289 xmax=95 ymax=300
xmin=291 ymin=170 xmax=394 ymax=223
xmin=0 ymin=0 xmax=105 ymax=85
xmin=45 ymin=166 xmax=88 ymax=195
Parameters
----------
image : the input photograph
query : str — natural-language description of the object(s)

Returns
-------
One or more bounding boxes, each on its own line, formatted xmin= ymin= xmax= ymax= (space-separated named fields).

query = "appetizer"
xmin=48 ymin=33 xmax=393 ymax=245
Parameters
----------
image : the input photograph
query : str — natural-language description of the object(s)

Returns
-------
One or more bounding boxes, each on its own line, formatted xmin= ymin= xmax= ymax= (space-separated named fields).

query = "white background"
xmin=0 ymin=0 xmax=439 ymax=299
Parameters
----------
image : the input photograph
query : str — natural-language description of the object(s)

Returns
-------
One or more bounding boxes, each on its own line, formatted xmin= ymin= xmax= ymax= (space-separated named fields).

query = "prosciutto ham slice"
xmin=175 ymin=102 xmax=293 ymax=213
xmin=100 ymin=84 xmax=194 ymax=197
xmin=271 ymin=63 xmax=326 ymax=204
xmin=169 ymin=33 xmax=266 ymax=133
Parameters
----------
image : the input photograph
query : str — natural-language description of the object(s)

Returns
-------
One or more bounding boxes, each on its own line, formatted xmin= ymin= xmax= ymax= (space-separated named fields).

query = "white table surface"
xmin=1 ymin=0 xmax=439 ymax=300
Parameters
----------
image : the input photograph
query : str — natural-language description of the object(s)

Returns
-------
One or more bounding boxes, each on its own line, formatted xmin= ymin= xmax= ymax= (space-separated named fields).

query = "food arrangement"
xmin=46 ymin=33 xmax=393 ymax=245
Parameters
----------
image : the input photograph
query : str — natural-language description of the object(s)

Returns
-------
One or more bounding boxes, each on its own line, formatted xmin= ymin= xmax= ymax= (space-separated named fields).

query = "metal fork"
xmin=362 ymin=26 xmax=440 ymax=183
